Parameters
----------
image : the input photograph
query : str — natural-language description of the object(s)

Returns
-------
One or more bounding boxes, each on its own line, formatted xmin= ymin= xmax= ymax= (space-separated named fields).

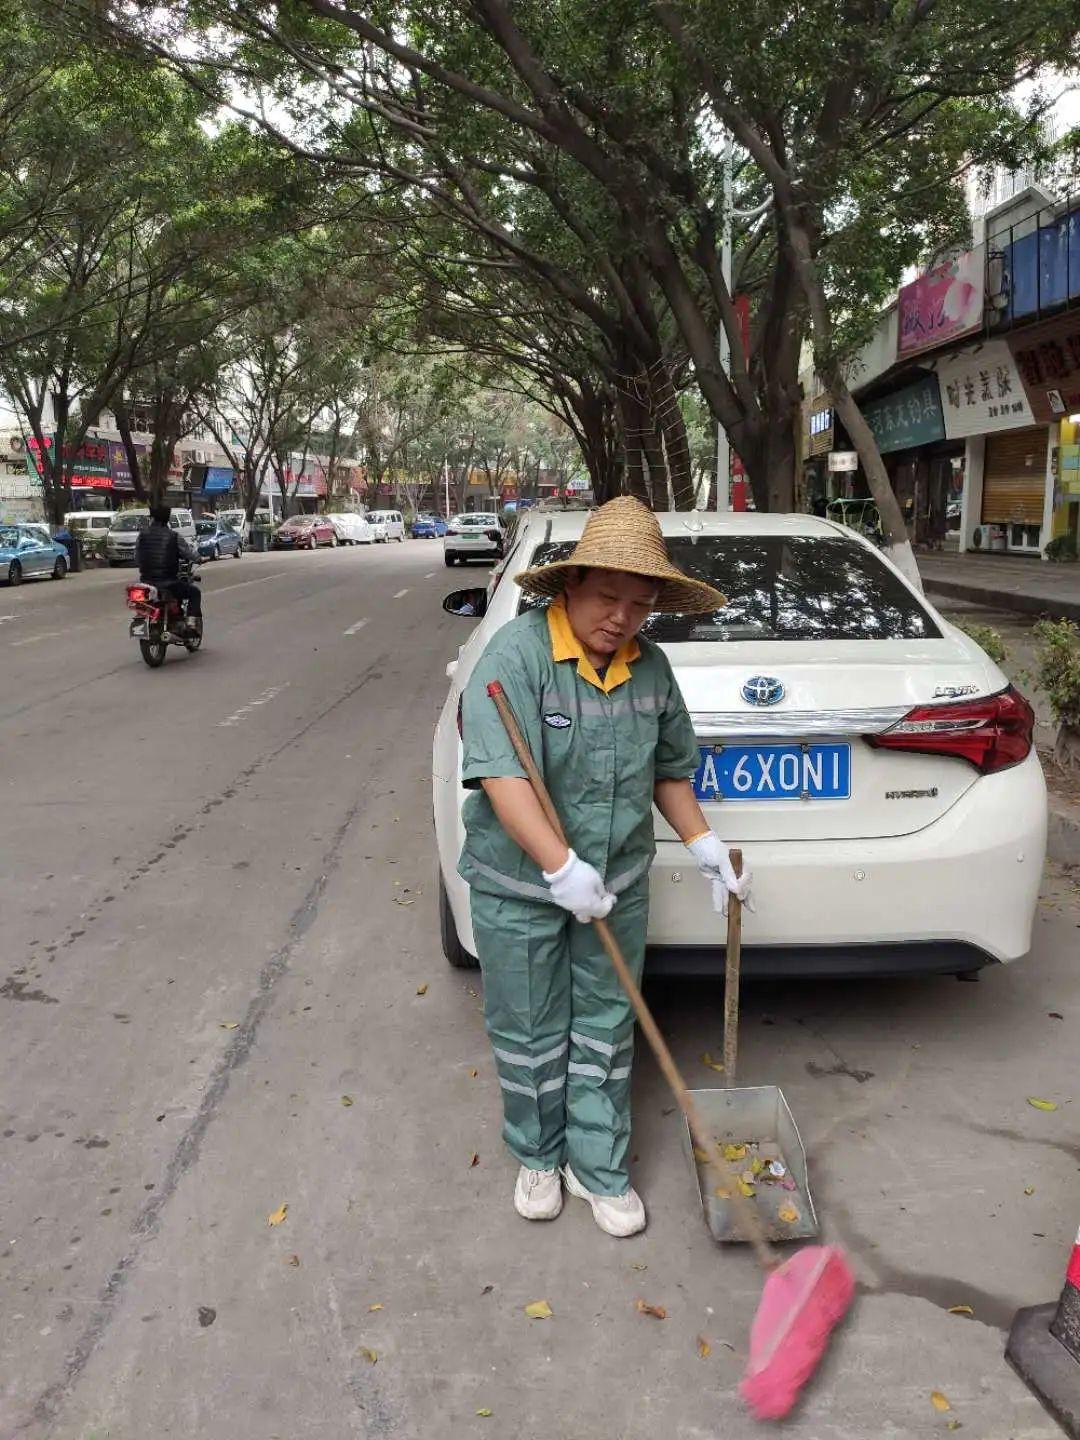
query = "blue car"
xmin=411 ymin=513 xmax=449 ymax=538
xmin=195 ymin=517 xmax=244 ymax=560
xmin=0 ymin=523 xmax=70 ymax=585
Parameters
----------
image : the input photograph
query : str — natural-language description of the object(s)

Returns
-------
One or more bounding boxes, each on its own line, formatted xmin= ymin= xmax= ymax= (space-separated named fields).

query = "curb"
xmin=1049 ymin=794 xmax=1080 ymax=867
xmin=925 ymin=579 xmax=1080 ymax=623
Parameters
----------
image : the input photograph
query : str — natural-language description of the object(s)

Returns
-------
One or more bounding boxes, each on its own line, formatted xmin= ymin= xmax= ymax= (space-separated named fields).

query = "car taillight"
xmin=868 ymin=686 xmax=1034 ymax=774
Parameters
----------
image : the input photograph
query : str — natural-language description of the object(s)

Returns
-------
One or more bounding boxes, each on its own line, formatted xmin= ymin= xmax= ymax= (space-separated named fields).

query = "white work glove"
xmin=687 ymin=832 xmax=754 ymax=916
xmin=543 ymin=850 xmax=616 ymax=923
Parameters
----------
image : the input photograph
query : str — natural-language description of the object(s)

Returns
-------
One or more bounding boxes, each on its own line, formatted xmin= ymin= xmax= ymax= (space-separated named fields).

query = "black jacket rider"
xmin=135 ymin=508 xmax=201 ymax=619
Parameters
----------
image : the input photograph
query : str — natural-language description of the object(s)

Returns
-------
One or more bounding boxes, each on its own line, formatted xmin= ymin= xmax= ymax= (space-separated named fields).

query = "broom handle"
xmin=487 ymin=681 xmax=774 ymax=1269
xmin=724 ymin=850 xmax=743 ymax=1083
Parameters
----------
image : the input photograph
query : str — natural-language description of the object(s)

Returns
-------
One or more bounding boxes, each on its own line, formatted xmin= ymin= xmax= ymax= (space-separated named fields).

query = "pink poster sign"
xmin=897 ymin=251 xmax=983 ymax=358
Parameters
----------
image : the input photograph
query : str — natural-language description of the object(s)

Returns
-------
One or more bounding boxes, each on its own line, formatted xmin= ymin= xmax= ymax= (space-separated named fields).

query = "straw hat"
xmin=516 ymin=496 xmax=725 ymax=615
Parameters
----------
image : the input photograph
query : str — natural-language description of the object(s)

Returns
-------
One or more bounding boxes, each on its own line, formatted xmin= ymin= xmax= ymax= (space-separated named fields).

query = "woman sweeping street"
xmin=458 ymin=497 xmax=753 ymax=1237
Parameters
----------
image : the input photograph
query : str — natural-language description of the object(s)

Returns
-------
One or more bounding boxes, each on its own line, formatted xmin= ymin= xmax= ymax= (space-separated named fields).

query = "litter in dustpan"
xmin=684 ymin=1086 xmax=818 ymax=1243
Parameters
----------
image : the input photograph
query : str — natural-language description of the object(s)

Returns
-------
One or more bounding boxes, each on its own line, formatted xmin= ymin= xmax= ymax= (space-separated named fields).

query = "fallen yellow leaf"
xmin=1024 ymin=1185 xmax=1035 ymax=1196
xmin=714 ymin=1185 xmax=733 ymax=1199
xmin=267 ymin=1203 xmax=288 ymax=1227
xmin=358 ymin=1347 xmax=377 ymax=1365
xmin=930 ymin=1390 xmax=951 ymax=1412
xmin=469 ymin=1152 xmax=480 ymax=1168
xmin=476 ymin=1409 xmax=493 ymax=1418
xmin=469 ymin=1069 xmax=479 ymax=1078
xmin=220 ymin=1021 xmax=239 ymax=1030
xmin=948 ymin=1305 xmax=974 ymax=1316
xmin=368 ymin=1303 xmax=383 ymax=1312
xmin=524 ymin=1299 xmax=553 ymax=1320
xmin=697 ymin=1334 xmax=711 ymax=1359
xmin=416 ymin=983 xmax=429 ymax=996
xmin=341 ymin=1095 xmax=354 ymax=1107
xmin=1027 ymin=1097 xmax=1057 ymax=1111
xmin=701 ymin=1052 xmax=725 ymax=1073
xmin=286 ymin=1254 xmax=300 ymax=1267
xmin=737 ymin=1179 xmax=756 ymax=1198
xmin=692 ymin=1146 xmax=710 ymax=1164
xmin=635 ymin=1299 xmax=667 ymax=1320
xmin=946 ymin=1423 xmax=962 ymax=1433
xmin=750 ymin=1157 xmax=764 ymax=1176
xmin=778 ymin=1203 xmax=800 ymax=1224
xmin=721 ymin=1143 xmax=747 ymax=1162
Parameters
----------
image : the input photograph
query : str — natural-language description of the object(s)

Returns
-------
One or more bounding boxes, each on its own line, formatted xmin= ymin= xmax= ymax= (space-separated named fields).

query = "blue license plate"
xmin=693 ymin=743 xmax=851 ymax=802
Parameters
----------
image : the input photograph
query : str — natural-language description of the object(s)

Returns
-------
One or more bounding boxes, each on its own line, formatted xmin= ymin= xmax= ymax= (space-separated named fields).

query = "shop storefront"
xmin=861 ymin=373 xmax=960 ymax=547
xmin=1009 ymin=311 xmax=1080 ymax=553
xmin=933 ymin=338 xmax=1047 ymax=556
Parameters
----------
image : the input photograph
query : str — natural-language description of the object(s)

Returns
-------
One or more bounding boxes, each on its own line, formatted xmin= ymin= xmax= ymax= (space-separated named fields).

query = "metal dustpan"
xmin=682 ymin=861 xmax=818 ymax=1244
xmin=683 ymin=1084 xmax=818 ymax=1242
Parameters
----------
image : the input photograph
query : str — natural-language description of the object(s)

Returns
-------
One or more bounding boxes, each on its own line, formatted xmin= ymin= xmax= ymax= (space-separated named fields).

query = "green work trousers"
xmin=471 ymin=879 xmax=648 ymax=1196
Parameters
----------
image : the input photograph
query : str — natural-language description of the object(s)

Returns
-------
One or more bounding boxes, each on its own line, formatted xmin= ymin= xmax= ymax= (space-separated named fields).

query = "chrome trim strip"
xmin=690 ymin=706 xmax=911 ymax=738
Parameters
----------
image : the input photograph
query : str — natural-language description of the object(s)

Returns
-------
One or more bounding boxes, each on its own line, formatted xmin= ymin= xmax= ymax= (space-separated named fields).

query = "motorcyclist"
xmin=134 ymin=504 xmax=202 ymax=635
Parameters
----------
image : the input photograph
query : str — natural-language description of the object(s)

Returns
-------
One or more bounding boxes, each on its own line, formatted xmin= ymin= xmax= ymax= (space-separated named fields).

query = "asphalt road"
xmin=1 ymin=544 xmax=1077 ymax=1440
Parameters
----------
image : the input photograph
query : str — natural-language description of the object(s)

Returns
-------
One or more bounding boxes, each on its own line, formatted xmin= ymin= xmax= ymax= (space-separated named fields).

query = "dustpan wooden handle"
xmin=487 ymin=681 xmax=774 ymax=1269
xmin=724 ymin=850 xmax=743 ymax=1083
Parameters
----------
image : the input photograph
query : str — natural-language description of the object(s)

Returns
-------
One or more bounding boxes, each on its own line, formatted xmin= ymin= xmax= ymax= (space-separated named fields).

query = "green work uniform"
xmin=459 ymin=601 xmax=699 ymax=1195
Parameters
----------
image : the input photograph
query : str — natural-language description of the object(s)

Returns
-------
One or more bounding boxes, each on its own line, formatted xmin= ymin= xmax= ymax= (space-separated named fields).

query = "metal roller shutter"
xmin=981 ymin=428 xmax=1047 ymax=525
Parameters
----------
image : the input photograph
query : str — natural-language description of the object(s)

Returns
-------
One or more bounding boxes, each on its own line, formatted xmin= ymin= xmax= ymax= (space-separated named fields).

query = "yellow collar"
xmin=546 ymin=596 xmax=641 ymax=694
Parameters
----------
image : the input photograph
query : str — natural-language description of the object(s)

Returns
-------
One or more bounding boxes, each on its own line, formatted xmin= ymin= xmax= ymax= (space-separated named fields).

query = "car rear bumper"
xmin=648 ymin=750 xmax=1047 ymax=965
xmin=645 ymin=940 xmax=997 ymax=979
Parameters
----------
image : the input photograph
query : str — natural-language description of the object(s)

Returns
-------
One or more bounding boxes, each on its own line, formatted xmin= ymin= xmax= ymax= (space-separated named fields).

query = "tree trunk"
xmin=783 ymin=212 xmax=920 ymax=586
xmin=648 ymin=364 xmax=694 ymax=510
xmin=616 ymin=383 xmax=651 ymax=506
xmin=114 ymin=403 xmax=149 ymax=503
xmin=1054 ymin=723 xmax=1080 ymax=772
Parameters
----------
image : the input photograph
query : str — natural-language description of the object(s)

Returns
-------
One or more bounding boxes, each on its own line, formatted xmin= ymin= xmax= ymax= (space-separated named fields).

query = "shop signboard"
xmin=934 ymin=339 xmax=1033 ymax=439
xmin=204 ymin=466 xmax=234 ymax=494
xmin=27 ymin=434 xmax=113 ymax=488
xmin=861 ymin=375 xmax=946 ymax=454
xmin=107 ymin=439 xmax=145 ymax=491
xmin=897 ymin=250 xmax=983 ymax=358
xmin=1007 ymin=313 xmax=1080 ymax=424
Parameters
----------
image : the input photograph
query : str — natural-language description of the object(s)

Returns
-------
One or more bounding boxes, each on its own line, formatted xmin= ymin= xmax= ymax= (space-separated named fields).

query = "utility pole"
xmin=443 ymin=455 xmax=450 ymax=518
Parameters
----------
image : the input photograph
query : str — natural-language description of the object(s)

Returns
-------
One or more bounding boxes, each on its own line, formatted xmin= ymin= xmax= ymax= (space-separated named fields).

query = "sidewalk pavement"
xmin=920 ymin=551 xmax=1080 ymax=622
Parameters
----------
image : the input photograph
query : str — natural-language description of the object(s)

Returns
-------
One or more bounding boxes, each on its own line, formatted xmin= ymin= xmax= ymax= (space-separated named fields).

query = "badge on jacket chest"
xmin=544 ymin=711 xmax=572 ymax=730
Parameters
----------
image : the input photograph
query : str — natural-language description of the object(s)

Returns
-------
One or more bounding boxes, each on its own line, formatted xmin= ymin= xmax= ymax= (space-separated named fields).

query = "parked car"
xmin=433 ymin=509 xmax=1047 ymax=978
xmin=367 ymin=509 xmax=406 ymax=542
xmin=271 ymin=515 xmax=338 ymax=550
xmin=411 ymin=512 xmax=449 ymax=539
xmin=66 ymin=511 xmax=114 ymax=558
xmin=105 ymin=508 xmax=196 ymax=566
xmin=195 ymin=516 xmax=243 ymax=560
xmin=443 ymin=513 xmax=504 ymax=566
xmin=0 ymin=523 xmax=70 ymax=584
xmin=215 ymin=508 xmax=250 ymax=542
xmin=327 ymin=512 xmax=377 ymax=545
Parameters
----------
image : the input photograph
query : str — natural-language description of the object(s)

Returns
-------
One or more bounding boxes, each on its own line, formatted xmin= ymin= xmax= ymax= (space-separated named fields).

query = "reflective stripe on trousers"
xmin=470 ymin=878 xmax=649 ymax=1196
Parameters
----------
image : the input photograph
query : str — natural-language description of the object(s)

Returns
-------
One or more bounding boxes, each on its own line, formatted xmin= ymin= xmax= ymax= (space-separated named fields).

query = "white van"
xmin=367 ymin=509 xmax=405 ymax=542
xmin=327 ymin=512 xmax=377 ymax=545
xmin=105 ymin=507 xmax=197 ymax=566
xmin=66 ymin=511 xmax=115 ymax=540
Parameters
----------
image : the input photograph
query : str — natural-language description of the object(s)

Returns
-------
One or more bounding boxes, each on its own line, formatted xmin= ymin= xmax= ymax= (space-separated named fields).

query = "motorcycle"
xmin=125 ymin=559 xmax=203 ymax=668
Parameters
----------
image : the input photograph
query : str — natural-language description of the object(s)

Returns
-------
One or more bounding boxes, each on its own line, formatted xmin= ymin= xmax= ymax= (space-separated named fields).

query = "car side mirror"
xmin=443 ymin=587 xmax=487 ymax=619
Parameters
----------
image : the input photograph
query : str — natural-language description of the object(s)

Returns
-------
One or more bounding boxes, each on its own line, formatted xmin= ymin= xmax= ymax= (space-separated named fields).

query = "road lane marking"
xmin=210 ymin=572 xmax=290 ymax=596
xmin=424 ymin=572 xmax=435 ymax=578
xmin=11 ymin=630 xmax=64 ymax=647
xmin=392 ymin=588 xmax=410 ymax=599
xmin=343 ymin=619 xmax=368 ymax=635
xmin=219 ymin=683 xmax=290 ymax=728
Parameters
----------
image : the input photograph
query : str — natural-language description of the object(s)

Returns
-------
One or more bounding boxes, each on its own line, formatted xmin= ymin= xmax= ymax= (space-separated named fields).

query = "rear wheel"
xmin=330 ymin=533 xmax=338 ymax=547
xmin=234 ymin=543 xmax=243 ymax=558
xmin=440 ymin=870 xmax=478 ymax=969
xmin=51 ymin=556 xmax=68 ymax=580
xmin=308 ymin=536 xmax=317 ymax=550
xmin=444 ymin=553 xmax=456 ymax=567
xmin=7 ymin=560 xmax=22 ymax=586
xmin=139 ymin=636 xmax=167 ymax=668
xmin=212 ymin=545 xmax=220 ymax=561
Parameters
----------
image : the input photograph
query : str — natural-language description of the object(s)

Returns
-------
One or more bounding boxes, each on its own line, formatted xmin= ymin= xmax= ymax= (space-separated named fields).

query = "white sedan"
xmin=432 ymin=509 xmax=1047 ymax=978
xmin=444 ymin=513 xmax=504 ymax=566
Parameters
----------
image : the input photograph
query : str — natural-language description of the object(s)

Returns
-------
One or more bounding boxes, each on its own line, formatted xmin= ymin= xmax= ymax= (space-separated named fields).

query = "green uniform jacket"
xmin=458 ymin=607 xmax=700 ymax=901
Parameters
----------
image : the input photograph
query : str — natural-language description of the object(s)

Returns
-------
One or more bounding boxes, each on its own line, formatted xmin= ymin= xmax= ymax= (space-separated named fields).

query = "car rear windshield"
xmin=519 ymin=534 xmax=940 ymax=641
xmin=111 ymin=514 xmax=150 ymax=532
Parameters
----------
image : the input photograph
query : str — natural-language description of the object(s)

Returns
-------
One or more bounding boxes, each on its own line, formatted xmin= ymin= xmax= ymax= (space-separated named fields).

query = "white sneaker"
xmin=514 ymin=1165 xmax=563 ymax=1221
xmin=562 ymin=1164 xmax=646 ymax=1237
